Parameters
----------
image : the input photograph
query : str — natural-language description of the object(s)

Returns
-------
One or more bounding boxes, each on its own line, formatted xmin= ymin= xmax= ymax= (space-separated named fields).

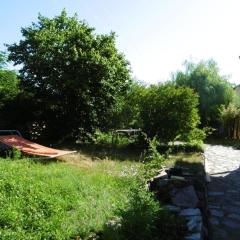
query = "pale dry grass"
xmin=58 ymin=152 xmax=141 ymax=177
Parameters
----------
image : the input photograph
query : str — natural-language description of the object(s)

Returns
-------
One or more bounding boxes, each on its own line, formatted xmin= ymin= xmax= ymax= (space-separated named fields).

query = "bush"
xmin=140 ymin=84 xmax=201 ymax=143
xmin=93 ymin=130 xmax=134 ymax=146
xmin=103 ymin=182 xmax=187 ymax=240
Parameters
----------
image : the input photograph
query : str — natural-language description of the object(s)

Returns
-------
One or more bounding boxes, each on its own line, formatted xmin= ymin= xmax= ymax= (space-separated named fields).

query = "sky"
xmin=1 ymin=0 xmax=240 ymax=84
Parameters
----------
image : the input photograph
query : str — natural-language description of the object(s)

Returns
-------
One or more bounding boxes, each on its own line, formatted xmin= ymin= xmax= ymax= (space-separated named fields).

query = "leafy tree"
xmin=109 ymin=80 xmax=147 ymax=129
xmin=0 ymin=52 xmax=19 ymax=108
xmin=173 ymin=60 xmax=234 ymax=127
xmin=7 ymin=10 xmax=131 ymax=140
xmin=140 ymin=84 xmax=201 ymax=142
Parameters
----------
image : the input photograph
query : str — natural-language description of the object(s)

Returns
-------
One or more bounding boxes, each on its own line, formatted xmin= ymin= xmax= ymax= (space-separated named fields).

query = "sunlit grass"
xmin=0 ymin=157 xmax=140 ymax=239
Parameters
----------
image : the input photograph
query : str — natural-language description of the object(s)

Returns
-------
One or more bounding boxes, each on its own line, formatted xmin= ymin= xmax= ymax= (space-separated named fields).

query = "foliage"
xmin=173 ymin=59 xmax=234 ymax=127
xmin=140 ymin=135 xmax=165 ymax=179
xmin=219 ymin=103 xmax=240 ymax=138
xmin=0 ymin=52 xmax=19 ymax=109
xmin=8 ymin=148 xmax=22 ymax=159
xmin=184 ymin=128 xmax=206 ymax=143
xmin=7 ymin=10 xmax=131 ymax=140
xmin=109 ymin=81 xmax=147 ymax=129
xmin=140 ymin=83 xmax=201 ymax=142
xmin=93 ymin=130 xmax=135 ymax=146
xmin=220 ymin=103 xmax=240 ymax=123
xmin=104 ymin=182 xmax=187 ymax=240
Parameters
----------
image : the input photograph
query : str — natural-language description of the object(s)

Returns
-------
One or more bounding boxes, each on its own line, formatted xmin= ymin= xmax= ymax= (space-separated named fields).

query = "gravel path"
xmin=204 ymin=144 xmax=240 ymax=240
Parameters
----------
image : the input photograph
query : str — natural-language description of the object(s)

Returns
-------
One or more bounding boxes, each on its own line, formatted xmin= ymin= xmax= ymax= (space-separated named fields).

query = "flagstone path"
xmin=204 ymin=144 xmax=240 ymax=240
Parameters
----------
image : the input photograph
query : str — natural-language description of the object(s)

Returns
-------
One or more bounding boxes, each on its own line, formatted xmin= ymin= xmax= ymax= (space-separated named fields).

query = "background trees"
xmin=7 ymin=10 xmax=131 ymax=140
xmin=0 ymin=52 xmax=19 ymax=108
xmin=173 ymin=60 xmax=234 ymax=128
xmin=109 ymin=81 xmax=146 ymax=129
xmin=0 ymin=52 xmax=21 ymax=129
xmin=2 ymin=9 xmax=235 ymax=142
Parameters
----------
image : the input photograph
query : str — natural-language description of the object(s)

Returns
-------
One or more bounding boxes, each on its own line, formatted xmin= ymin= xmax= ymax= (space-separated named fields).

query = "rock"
xmin=228 ymin=213 xmax=240 ymax=221
xmin=154 ymin=170 xmax=168 ymax=179
xmin=171 ymin=185 xmax=199 ymax=208
xmin=180 ymin=208 xmax=201 ymax=216
xmin=166 ymin=167 xmax=183 ymax=178
xmin=232 ymin=201 xmax=240 ymax=206
xmin=223 ymin=218 xmax=240 ymax=229
xmin=210 ymin=209 xmax=224 ymax=217
xmin=208 ymin=204 xmax=220 ymax=209
xmin=164 ymin=204 xmax=181 ymax=213
xmin=186 ymin=215 xmax=202 ymax=232
xmin=208 ymin=191 xmax=224 ymax=196
xmin=223 ymin=205 xmax=240 ymax=214
xmin=212 ymin=228 xmax=228 ymax=239
xmin=171 ymin=176 xmax=186 ymax=181
xmin=210 ymin=217 xmax=220 ymax=226
xmin=185 ymin=233 xmax=201 ymax=240
xmin=156 ymin=179 xmax=169 ymax=188
xmin=149 ymin=172 xmax=169 ymax=190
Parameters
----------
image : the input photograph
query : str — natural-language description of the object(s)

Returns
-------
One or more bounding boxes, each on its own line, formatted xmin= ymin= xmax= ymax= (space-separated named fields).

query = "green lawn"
xmin=0 ymin=150 xmax=188 ymax=240
xmin=0 ymin=158 xmax=140 ymax=239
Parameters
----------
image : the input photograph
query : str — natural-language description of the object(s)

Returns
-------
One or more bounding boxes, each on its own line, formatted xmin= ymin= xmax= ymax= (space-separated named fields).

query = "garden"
xmin=0 ymin=10 xmax=239 ymax=240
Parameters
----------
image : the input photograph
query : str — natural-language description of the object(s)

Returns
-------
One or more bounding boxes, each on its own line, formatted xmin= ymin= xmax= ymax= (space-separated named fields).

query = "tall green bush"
xmin=140 ymin=84 xmax=201 ymax=143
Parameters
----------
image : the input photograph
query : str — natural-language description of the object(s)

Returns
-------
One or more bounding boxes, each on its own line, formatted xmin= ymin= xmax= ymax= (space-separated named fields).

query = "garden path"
xmin=204 ymin=144 xmax=240 ymax=240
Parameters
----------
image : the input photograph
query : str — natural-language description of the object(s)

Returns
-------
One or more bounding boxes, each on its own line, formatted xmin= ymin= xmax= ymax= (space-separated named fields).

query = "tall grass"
xmin=0 ymin=156 xmax=186 ymax=240
xmin=0 ymin=159 xmax=136 ymax=239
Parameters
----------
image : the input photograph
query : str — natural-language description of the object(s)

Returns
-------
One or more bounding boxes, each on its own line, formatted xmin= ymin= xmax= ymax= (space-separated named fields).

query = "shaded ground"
xmin=205 ymin=145 xmax=240 ymax=240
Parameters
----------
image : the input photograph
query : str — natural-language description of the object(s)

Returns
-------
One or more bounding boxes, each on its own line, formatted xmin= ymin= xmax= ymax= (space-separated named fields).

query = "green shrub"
xmin=103 ymin=182 xmax=187 ymax=240
xmin=140 ymin=84 xmax=200 ymax=142
xmin=94 ymin=130 xmax=134 ymax=146
xmin=142 ymin=136 xmax=166 ymax=179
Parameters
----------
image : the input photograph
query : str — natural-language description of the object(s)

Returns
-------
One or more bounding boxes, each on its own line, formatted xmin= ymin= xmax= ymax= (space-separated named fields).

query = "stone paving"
xmin=204 ymin=144 xmax=240 ymax=240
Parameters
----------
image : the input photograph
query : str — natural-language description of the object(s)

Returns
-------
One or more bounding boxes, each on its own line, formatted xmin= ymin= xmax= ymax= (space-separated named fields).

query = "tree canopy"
xmin=173 ymin=60 xmax=234 ymax=127
xmin=7 ymin=10 xmax=131 ymax=140
xmin=109 ymin=81 xmax=147 ymax=129
xmin=0 ymin=52 xmax=19 ymax=108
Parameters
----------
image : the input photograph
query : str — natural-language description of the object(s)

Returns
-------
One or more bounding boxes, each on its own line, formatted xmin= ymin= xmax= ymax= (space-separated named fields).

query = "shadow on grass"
xmin=57 ymin=143 xmax=144 ymax=162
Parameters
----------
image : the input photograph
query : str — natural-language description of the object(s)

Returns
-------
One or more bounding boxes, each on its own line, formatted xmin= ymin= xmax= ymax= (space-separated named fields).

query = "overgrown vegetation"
xmin=0 ymin=158 xmax=187 ymax=240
